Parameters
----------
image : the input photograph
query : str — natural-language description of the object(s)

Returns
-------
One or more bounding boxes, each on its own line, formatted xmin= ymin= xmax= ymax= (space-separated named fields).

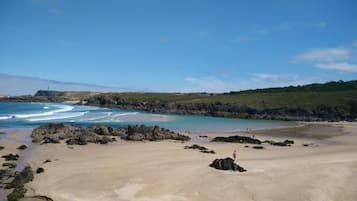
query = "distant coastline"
xmin=1 ymin=80 xmax=356 ymax=122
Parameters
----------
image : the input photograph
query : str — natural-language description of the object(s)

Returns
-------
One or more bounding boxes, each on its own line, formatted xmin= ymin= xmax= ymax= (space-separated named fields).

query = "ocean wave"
xmin=27 ymin=111 xmax=88 ymax=122
xmin=12 ymin=105 xmax=74 ymax=119
xmin=112 ymin=112 xmax=139 ymax=116
xmin=0 ymin=116 xmax=10 ymax=120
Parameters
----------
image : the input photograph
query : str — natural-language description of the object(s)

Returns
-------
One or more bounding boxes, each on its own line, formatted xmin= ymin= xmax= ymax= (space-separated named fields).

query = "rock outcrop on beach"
xmin=31 ymin=123 xmax=190 ymax=145
xmin=212 ymin=135 xmax=295 ymax=147
xmin=5 ymin=166 xmax=34 ymax=201
xmin=209 ymin=158 xmax=246 ymax=172
xmin=184 ymin=144 xmax=215 ymax=154
xmin=123 ymin=125 xmax=190 ymax=141
xmin=212 ymin=135 xmax=261 ymax=144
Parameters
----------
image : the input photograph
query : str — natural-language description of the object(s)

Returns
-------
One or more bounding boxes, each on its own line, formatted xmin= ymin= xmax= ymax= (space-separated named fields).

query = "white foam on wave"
xmin=43 ymin=106 xmax=49 ymax=109
xmin=112 ymin=112 xmax=139 ymax=117
xmin=12 ymin=105 xmax=74 ymax=119
xmin=27 ymin=111 xmax=88 ymax=122
xmin=0 ymin=116 xmax=10 ymax=120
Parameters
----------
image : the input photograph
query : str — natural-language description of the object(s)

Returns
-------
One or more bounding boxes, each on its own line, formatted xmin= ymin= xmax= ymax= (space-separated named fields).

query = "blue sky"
xmin=1 ymin=0 xmax=357 ymax=93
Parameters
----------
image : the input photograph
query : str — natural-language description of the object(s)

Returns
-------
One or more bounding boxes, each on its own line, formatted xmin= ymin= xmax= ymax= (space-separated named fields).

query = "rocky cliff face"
xmin=84 ymin=96 xmax=354 ymax=121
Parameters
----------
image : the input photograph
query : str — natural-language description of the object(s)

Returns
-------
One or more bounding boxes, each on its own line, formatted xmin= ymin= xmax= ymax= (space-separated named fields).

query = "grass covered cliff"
xmin=1 ymin=80 xmax=357 ymax=121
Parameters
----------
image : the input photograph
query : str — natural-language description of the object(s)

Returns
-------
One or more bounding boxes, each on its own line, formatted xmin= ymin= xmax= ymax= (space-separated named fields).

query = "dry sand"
xmin=15 ymin=123 xmax=357 ymax=201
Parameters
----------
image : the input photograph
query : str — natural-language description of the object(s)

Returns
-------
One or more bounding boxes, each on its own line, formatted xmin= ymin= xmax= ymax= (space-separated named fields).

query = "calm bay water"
xmin=0 ymin=102 xmax=294 ymax=133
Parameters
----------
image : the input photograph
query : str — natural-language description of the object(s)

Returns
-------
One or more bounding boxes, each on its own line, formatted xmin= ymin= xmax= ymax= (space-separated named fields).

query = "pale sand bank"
xmin=17 ymin=123 xmax=357 ymax=201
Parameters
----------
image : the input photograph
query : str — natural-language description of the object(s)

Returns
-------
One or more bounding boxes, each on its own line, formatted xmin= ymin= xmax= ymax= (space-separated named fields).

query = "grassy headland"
xmin=1 ymin=80 xmax=357 ymax=121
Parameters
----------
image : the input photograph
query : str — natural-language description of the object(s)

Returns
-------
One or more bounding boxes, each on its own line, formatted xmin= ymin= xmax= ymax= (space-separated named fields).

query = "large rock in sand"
xmin=209 ymin=158 xmax=246 ymax=172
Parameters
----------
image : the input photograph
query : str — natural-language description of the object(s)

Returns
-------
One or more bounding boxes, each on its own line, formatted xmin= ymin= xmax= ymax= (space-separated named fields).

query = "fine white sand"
xmin=18 ymin=123 xmax=357 ymax=201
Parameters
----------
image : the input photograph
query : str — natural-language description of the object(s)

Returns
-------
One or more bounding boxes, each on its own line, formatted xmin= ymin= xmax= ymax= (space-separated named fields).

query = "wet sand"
xmin=2 ymin=123 xmax=357 ymax=201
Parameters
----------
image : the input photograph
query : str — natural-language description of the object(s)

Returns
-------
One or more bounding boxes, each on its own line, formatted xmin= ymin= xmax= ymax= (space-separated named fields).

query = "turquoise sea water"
xmin=0 ymin=102 xmax=294 ymax=133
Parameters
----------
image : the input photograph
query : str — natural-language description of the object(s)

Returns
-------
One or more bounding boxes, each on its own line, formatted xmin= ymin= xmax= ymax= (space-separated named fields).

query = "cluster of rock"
xmin=2 ymin=154 xmax=19 ymax=161
xmin=184 ymin=144 xmax=215 ymax=154
xmin=262 ymin=139 xmax=294 ymax=146
xmin=212 ymin=135 xmax=294 ymax=147
xmin=124 ymin=125 xmax=190 ymax=141
xmin=209 ymin=158 xmax=246 ymax=172
xmin=5 ymin=166 xmax=34 ymax=201
xmin=31 ymin=123 xmax=190 ymax=145
xmin=212 ymin=135 xmax=261 ymax=144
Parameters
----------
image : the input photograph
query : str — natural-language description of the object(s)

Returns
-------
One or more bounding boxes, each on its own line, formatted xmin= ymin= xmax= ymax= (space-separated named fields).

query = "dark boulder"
xmin=43 ymin=159 xmax=51 ymax=164
xmin=17 ymin=144 xmax=28 ymax=150
xmin=0 ymin=145 xmax=4 ymax=151
xmin=5 ymin=166 xmax=34 ymax=189
xmin=36 ymin=167 xmax=44 ymax=174
xmin=252 ymin=146 xmax=265 ymax=149
xmin=184 ymin=144 xmax=215 ymax=154
xmin=212 ymin=135 xmax=261 ymax=144
xmin=2 ymin=154 xmax=19 ymax=161
xmin=124 ymin=125 xmax=190 ymax=141
xmin=209 ymin=158 xmax=246 ymax=172
xmin=66 ymin=137 xmax=88 ymax=145
xmin=31 ymin=123 xmax=80 ymax=143
xmin=3 ymin=162 xmax=17 ymax=169
xmin=89 ymin=125 xmax=113 ymax=135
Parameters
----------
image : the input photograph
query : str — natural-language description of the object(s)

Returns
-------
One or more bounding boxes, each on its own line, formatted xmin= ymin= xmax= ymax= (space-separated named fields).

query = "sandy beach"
xmin=1 ymin=122 xmax=349 ymax=201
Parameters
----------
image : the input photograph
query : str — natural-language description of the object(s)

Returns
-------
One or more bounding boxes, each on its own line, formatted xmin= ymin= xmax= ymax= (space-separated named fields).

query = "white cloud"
xmin=182 ymin=74 xmax=322 ymax=93
xmin=314 ymin=21 xmax=327 ymax=28
xmin=230 ymin=36 xmax=248 ymax=43
xmin=315 ymin=62 xmax=357 ymax=73
xmin=159 ymin=36 xmax=169 ymax=43
xmin=353 ymin=41 xmax=357 ymax=47
xmin=184 ymin=77 xmax=236 ymax=92
xmin=295 ymin=48 xmax=350 ymax=62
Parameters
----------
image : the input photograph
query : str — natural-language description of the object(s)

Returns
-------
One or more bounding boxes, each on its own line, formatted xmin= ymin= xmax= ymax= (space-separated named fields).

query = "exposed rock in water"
xmin=2 ymin=154 xmax=19 ymax=161
xmin=36 ymin=168 xmax=44 ymax=174
xmin=123 ymin=125 xmax=190 ymax=141
xmin=184 ymin=144 xmax=215 ymax=154
xmin=31 ymin=123 xmax=190 ymax=145
xmin=0 ymin=145 xmax=4 ymax=151
xmin=17 ymin=145 xmax=28 ymax=150
xmin=209 ymin=158 xmax=246 ymax=172
xmin=212 ymin=135 xmax=261 ymax=144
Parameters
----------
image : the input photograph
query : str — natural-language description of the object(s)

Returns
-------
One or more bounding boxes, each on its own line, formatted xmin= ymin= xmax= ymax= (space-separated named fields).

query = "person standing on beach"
xmin=233 ymin=150 xmax=237 ymax=161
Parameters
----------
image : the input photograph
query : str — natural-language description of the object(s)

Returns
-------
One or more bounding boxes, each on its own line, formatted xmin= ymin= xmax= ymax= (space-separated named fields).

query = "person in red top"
xmin=233 ymin=150 xmax=237 ymax=161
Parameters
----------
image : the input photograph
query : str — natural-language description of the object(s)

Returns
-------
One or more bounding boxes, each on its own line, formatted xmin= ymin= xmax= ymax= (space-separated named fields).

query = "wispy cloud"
xmin=294 ymin=48 xmax=350 ymax=62
xmin=184 ymin=76 xmax=235 ymax=92
xmin=314 ymin=21 xmax=327 ymax=28
xmin=159 ymin=36 xmax=169 ymax=43
xmin=193 ymin=31 xmax=209 ymax=38
xmin=229 ymin=36 xmax=248 ymax=43
xmin=182 ymin=74 xmax=321 ymax=93
xmin=294 ymin=43 xmax=357 ymax=73
xmin=315 ymin=63 xmax=357 ymax=73
xmin=48 ymin=8 xmax=61 ymax=14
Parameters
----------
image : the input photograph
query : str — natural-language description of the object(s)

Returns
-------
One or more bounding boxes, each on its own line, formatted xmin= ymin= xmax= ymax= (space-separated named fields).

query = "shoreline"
xmin=1 ymin=122 xmax=357 ymax=201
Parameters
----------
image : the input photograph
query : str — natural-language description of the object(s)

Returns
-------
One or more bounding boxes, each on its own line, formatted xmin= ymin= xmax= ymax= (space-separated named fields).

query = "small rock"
xmin=43 ymin=159 xmax=51 ymax=164
xmin=252 ymin=146 xmax=265 ymax=149
xmin=17 ymin=144 xmax=28 ymax=150
xmin=2 ymin=162 xmax=17 ymax=169
xmin=36 ymin=168 xmax=44 ymax=174
xmin=2 ymin=154 xmax=19 ymax=161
